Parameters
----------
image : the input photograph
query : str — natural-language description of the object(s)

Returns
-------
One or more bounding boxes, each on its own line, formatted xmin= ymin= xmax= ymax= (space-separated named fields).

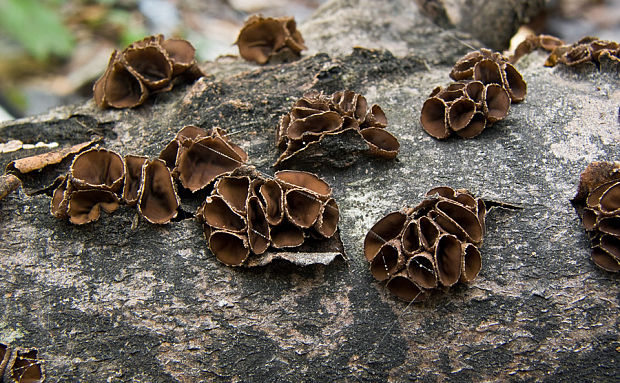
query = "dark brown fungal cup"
xmin=200 ymin=195 xmax=247 ymax=232
xmin=161 ymin=38 xmax=197 ymax=75
xmin=247 ymin=196 xmax=270 ymax=255
xmin=386 ymin=272 xmax=426 ymax=302
xmin=599 ymin=183 xmax=620 ymax=212
xmin=434 ymin=234 xmax=462 ymax=287
xmin=284 ymin=189 xmax=322 ymax=228
xmin=286 ymin=112 xmax=343 ymax=140
xmin=365 ymin=104 xmax=388 ymax=128
xmin=123 ymin=155 xmax=148 ymax=205
xmin=9 ymin=348 xmax=44 ymax=383
xmin=104 ymin=58 xmax=149 ymax=108
xmin=209 ymin=230 xmax=250 ymax=266
xmin=360 ymin=127 xmax=400 ymax=159
xmin=50 ymin=176 xmax=71 ymax=218
xmin=275 ymin=170 xmax=332 ymax=198
xmin=364 ymin=211 xmax=408 ymax=261
xmin=0 ymin=343 xmax=9 ymax=379
xmin=407 ymin=252 xmax=438 ymax=289
xmin=260 ymin=180 xmax=284 ymax=225
xmin=370 ymin=242 xmax=403 ymax=281
xmin=235 ymin=15 xmax=306 ymax=65
xmin=502 ymin=63 xmax=527 ymax=103
xmin=435 ymin=200 xmax=483 ymax=244
xmin=418 ymin=216 xmax=440 ymax=250
xmin=314 ymin=198 xmax=339 ymax=238
xmin=123 ymin=45 xmax=173 ymax=90
xmin=138 ymin=159 xmax=180 ymax=224
xmin=70 ymin=148 xmax=124 ymax=193
xmin=591 ymin=246 xmax=620 ymax=272
xmin=460 ymin=243 xmax=482 ymax=282
xmin=448 ymin=98 xmax=476 ymax=132
xmin=482 ymin=84 xmax=510 ymax=123
xmin=598 ymin=216 xmax=620 ymax=236
xmin=216 ymin=176 xmax=250 ymax=214
xmin=176 ymin=136 xmax=245 ymax=192
xmin=474 ymin=59 xmax=503 ymax=85
xmin=66 ymin=189 xmax=120 ymax=225
xmin=450 ymin=50 xmax=483 ymax=80
xmin=465 ymin=81 xmax=484 ymax=104
xmin=270 ymin=220 xmax=305 ymax=248
xmin=401 ymin=220 xmax=420 ymax=255
xmin=420 ymin=97 xmax=449 ymax=139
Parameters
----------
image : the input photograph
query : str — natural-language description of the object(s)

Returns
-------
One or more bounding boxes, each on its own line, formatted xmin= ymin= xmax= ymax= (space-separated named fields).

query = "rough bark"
xmin=0 ymin=0 xmax=618 ymax=381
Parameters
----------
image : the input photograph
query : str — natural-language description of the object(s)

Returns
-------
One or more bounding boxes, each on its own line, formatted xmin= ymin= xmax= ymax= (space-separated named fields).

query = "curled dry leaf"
xmin=573 ymin=161 xmax=620 ymax=272
xmin=235 ymin=15 xmax=307 ymax=65
xmin=275 ymin=90 xmax=399 ymax=167
xmin=93 ymin=34 xmax=204 ymax=109
xmin=364 ymin=186 xmax=487 ymax=302
xmin=197 ymin=167 xmax=342 ymax=267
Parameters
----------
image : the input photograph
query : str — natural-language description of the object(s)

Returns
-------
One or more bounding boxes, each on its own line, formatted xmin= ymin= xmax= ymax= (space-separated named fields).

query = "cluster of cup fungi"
xmin=573 ymin=161 xmax=620 ymax=273
xmin=94 ymin=34 xmax=203 ymax=109
xmin=364 ymin=187 xmax=487 ymax=302
xmin=51 ymin=126 xmax=246 ymax=225
xmin=544 ymin=36 xmax=620 ymax=68
xmin=420 ymin=48 xmax=527 ymax=139
xmin=197 ymin=169 xmax=339 ymax=266
xmin=0 ymin=343 xmax=44 ymax=383
xmin=275 ymin=90 xmax=400 ymax=165
xmin=235 ymin=15 xmax=307 ymax=64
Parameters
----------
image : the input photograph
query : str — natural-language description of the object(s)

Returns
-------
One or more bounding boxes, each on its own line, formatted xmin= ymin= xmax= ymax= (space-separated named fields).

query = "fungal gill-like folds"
xmin=364 ymin=187 xmax=487 ymax=302
xmin=235 ymin=15 xmax=307 ymax=64
xmin=573 ymin=161 xmax=620 ymax=272
xmin=275 ymin=90 xmax=399 ymax=166
xmin=543 ymin=36 xmax=620 ymax=68
xmin=94 ymin=34 xmax=204 ymax=109
xmin=421 ymin=48 xmax=527 ymax=139
xmin=197 ymin=169 xmax=339 ymax=266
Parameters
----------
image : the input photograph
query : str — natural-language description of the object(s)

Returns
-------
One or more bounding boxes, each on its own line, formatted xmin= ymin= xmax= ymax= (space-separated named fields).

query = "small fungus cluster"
xmin=0 ymin=343 xmax=44 ymax=383
xmin=51 ymin=126 xmax=246 ymax=225
xmin=235 ymin=15 xmax=306 ymax=65
xmin=421 ymin=49 xmax=527 ymax=139
xmin=544 ymin=36 xmax=620 ymax=68
xmin=94 ymin=34 xmax=203 ymax=109
xmin=510 ymin=34 xmax=565 ymax=63
xmin=275 ymin=90 xmax=399 ymax=165
xmin=197 ymin=169 xmax=339 ymax=266
xmin=573 ymin=161 xmax=620 ymax=272
xmin=364 ymin=187 xmax=486 ymax=302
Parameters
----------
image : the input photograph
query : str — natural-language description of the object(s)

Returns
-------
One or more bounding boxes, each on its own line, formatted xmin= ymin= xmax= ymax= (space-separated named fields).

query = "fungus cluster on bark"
xmin=543 ymin=36 xmax=620 ymax=68
xmin=573 ymin=161 xmax=620 ymax=272
xmin=510 ymin=34 xmax=565 ymax=63
xmin=421 ymin=49 xmax=527 ymax=139
xmin=364 ymin=187 xmax=486 ymax=302
xmin=275 ymin=90 xmax=399 ymax=166
xmin=94 ymin=34 xmax=204 ymax=109
xmin=0 ymin=343 xmax=44 ymax=383
xmin=197 ymin=168 xmax=339 ymax=266
xmin=235 ymin=15 xmax=307 ymax=65
xmin=50 ymin=126 xmax=247 ymax=225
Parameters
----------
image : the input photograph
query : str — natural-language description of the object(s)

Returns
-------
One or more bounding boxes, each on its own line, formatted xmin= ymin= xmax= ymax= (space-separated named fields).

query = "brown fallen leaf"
xmin=0 ymin=174 xmax=22 ymax=201
xmin=5 ymin=137 xmax=102 ymax=174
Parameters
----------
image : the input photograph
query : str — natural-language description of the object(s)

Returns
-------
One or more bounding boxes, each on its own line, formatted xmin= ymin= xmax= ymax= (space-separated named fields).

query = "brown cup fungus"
xmin=5 ymin=347 xmax=45 ymax=383
xmin=93 ymin=34 xmax=204 ymax=109
xmin=544 ymin=36 xmax=620 ymax=69
xmin=235 ymin=15 xmax=307 ymax=64
xmin=573 ymin=161 xmax=620 ymax=272
xmin=197 ymin=169 xmax=339 ymax=266
xmin=159 ymin=126 xmax=248 ymax=192
xmin=364 ymin=187 xmax=487 ymax=302
xmin=421 ymin=49 xmax=527 ymax=139
xmin=275 ymin=90 xmax=399 ymax=166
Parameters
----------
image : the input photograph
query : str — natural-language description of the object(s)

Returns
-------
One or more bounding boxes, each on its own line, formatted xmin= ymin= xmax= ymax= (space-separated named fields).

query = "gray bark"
xmin=0 ymin=0 xmax=618 ymax=381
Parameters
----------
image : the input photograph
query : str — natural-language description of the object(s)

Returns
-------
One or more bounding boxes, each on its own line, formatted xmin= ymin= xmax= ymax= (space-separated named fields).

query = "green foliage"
xmin=0 ymin=0 xmax=75 ymax=60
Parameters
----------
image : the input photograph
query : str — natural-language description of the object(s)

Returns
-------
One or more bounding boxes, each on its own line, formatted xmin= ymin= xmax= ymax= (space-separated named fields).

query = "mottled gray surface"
xmin=0 ymin=0 xmax=619 ymax=381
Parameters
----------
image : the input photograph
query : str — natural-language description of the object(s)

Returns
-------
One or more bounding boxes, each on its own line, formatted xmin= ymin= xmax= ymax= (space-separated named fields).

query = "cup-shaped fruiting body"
xmin=138 ymin=159 xmax=180 ymax=224
xmin=235 ymin=15 xmax=307 ymax=64
xmin=160 ymin=126 xmax=247 ymax=192
xmin=511 ymin=34 xmax=565 ymax=63
xmin=197 ymin=169 xmax=339 ymax=267
xmin=573 ymin=162 xmax=620 ymax=272
xmin=67 ymin=189 xmax=120 ymax=225
xmin=7 ymin=348 xmax=45 ymax=383
xmin=0 ymin=343 xmax=10 ymax=379
xmin=93 ymin=34 xmax=203 ymax=109
xmin=70 ymin=148 xmax=125 ymax=193
xmin=122 ymin=155 xmax=148 ymax=205
xmin=545 ymin=37 xmax=620 ymax=69
xmin=275 ymin=90 xmax=399 ymax=167
xmin=364 ymin=186 xmax=487 ymax=301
